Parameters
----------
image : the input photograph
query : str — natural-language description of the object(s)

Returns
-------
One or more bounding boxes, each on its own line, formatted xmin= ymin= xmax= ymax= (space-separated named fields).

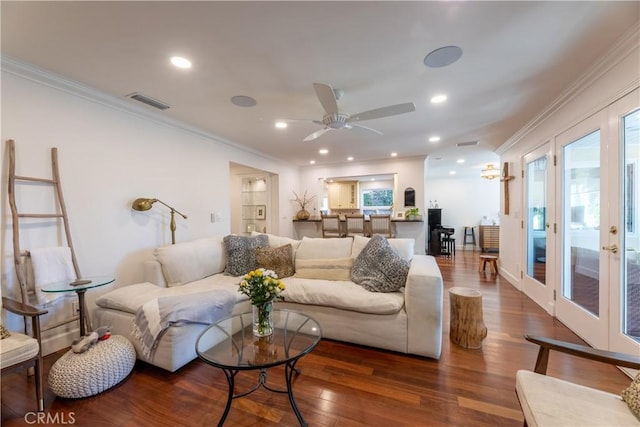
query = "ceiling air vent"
xmin=126 ymin=92 xmax=170 ymax=110
xmin=456 ymin=141 xmax=479 ymax=147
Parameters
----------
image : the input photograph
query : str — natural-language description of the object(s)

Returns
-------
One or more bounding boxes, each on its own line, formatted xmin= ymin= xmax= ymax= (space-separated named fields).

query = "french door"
xmin=555 ymin=88 xmax=640 ymax=354
xmin=522 ymin=142 xmax=555 ymax=312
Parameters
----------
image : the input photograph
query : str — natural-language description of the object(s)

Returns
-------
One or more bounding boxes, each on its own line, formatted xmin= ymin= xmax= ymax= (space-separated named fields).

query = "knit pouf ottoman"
xmin=48 ymin=335 xmax=136 ymax=398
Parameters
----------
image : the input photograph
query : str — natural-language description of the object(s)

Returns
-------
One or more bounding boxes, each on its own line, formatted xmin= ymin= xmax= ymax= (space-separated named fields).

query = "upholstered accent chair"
xmin=321 ymin=214 xmax=343 ymax=238
xmin=345 ymin=214 xmax=366 ymax=237
xmin=1 ymin=297 xmax=48 ymax=411
xmin=516 ymin=334 xmax=640 ymax=427
xmin=369 ymin=214 xmax=394 ymax=237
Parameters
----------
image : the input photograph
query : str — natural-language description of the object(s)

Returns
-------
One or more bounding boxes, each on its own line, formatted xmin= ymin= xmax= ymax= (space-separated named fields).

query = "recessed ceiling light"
xmin=319 ymin=149 xmax=329 ymax=155
xmin=424 ymin=46 xmax=463 ymax=68
xmin=309 ymin=160 xmax=316 ymax=165
xmin=347 ymin=156 xmax=354 ymax=161
xmin=230 ymin=95 xmax=257 ymax=107
xmin=170 ymin=56 xmax=192 ymax=69
xmin=275 ymin=121 xmax=287 ymax=129
xmin=449 ymin=171 xmax=457 ymax=175
xmin=430 ymin=94 xmax=447 ymax=104
xmin=371 ymin=178 xmax=375 ymax=181
xmin=429 ymin=136 xmax=440 ymax=143
xmin=391 ymin=152 xmax=398 ymax=157
xmin=457 ymin=159 xmax=465 ymax=164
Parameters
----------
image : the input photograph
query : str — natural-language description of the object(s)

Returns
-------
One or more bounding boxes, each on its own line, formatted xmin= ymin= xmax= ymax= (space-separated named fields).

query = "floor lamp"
xmin=132 ymin=198 xmax=187 ymax=244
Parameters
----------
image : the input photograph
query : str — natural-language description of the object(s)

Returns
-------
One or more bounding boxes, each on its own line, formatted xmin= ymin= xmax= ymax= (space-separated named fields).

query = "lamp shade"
xmin=132 ymin=198 xmax=156 ymax=211
xmin=480 ymin=164 xmax=501 ymax=180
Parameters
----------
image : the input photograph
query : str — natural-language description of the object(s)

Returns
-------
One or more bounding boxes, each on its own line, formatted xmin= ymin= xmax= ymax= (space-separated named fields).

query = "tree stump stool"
xmin=449 ymin=287 xmax=487 ymax=349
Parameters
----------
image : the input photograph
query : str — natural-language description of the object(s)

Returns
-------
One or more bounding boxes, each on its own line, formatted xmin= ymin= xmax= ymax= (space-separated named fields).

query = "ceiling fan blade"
xmin=346 ymin=123 xmax=383 ymax=135
xmin=313 ymin=83 xmax=339 ymax=115
xmin=303 ymin=127 xmax=333 ymax=142
xmin=348 ymin=102 xmax=416 ymax=122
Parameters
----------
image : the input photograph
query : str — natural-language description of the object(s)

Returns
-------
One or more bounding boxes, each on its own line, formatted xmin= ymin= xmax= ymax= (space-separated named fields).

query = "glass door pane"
xmin=623 ymin=109 xmax=640 ymax=341
xmin=562 ymin=130 xmax=600 ymax=316
xmin=526 ymin=156 xmax=547 ymax=284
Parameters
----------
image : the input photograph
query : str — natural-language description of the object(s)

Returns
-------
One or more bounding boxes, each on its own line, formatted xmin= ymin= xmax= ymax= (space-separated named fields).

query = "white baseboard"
xmin=41 ymin=328 xmax=78 ymax=356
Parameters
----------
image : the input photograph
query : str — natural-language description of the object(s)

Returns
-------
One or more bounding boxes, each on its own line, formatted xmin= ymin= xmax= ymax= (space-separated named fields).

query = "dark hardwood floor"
xmin=2 ymin=250 xmax=632 ymax=426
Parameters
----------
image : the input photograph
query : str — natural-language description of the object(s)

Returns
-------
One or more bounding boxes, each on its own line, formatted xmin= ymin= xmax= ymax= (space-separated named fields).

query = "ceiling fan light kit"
xmin=301 ymin=82 xmax=416 ymax=142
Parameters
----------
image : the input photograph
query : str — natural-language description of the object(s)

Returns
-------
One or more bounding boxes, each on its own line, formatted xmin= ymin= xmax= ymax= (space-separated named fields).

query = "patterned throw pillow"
xmin=351 ymin=234 xmax=410 ymax=292
xmin=256 ymin=244 xmax=295 ymax=278
xmin=223 ymin=234 xmax=269 ymax=276
xmin=0 ymin=324 xmax=10 ymax=339
xmin=621 ymin=372 xmax=640 ymax=418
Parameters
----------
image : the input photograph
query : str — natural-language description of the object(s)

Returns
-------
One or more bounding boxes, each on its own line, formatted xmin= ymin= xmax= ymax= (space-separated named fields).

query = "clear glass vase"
xmin=252 ymin=302 xmax=274 ymax=337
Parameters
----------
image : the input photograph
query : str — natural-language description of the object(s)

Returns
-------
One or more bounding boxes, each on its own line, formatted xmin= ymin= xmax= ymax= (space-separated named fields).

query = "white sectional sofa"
xmin=94 ymin=233 xmax=443 ymax=372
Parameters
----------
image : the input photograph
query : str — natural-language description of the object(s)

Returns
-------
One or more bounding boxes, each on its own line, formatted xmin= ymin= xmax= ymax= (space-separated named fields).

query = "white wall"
xmin=0 ymin=59 xmax=299 ymax=352
xmin=497 ymin=27 xmax=639 ymax=290
xmin=426 ymin=175 xmax=500 ymax=248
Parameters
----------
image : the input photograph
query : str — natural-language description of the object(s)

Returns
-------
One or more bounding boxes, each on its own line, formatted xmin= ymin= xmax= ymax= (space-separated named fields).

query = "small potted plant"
xmin=405 ymin=207 xmax=421 ymax=220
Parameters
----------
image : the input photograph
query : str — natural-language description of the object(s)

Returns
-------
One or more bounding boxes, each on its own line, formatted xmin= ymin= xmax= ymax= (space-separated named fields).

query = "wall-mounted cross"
xmin=500 ymin=162 xmax=515 ymax=215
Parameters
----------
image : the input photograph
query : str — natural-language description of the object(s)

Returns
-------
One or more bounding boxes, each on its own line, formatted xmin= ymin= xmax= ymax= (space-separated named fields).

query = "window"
xmin=362 ymin=189 xmax=393 ymax=212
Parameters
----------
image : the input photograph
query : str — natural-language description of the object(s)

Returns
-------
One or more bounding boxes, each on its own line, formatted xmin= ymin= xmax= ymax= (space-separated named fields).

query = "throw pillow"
xmin=351 ymin=234 xmax=410 ymax=292
xmin=295 ymin=257 xmax=353 ymax=281
xmin=223 ymin=234 xmax=269 ymax=276
xmin=256 ymin=244 xmax=295 ymax=278
xmin=0 ymin=324 xmax=10 ymax=339
xmin=621 ymin=372 xmax=640 ymax=418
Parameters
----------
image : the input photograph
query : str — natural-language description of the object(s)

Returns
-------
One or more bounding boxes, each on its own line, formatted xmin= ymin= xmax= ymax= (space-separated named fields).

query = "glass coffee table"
xmin=40 ymin=276 xmax=114 ymax=336
xmin=196 ymin=310 xmax=321 ymax=427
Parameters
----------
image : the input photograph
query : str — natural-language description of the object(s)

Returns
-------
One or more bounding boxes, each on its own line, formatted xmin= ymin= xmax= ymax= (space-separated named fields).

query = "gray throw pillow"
xmin=223 ymin=234 xmax=269 ymax=276
xmin=351 ymin=234 xmax=410 ymax=292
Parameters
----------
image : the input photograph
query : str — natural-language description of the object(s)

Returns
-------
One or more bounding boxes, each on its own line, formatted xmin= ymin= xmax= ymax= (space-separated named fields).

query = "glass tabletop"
xmin=40 ymin=276 xmax=115 ymax=293
xmin=196 ymin=310 xmax=322 ymax=370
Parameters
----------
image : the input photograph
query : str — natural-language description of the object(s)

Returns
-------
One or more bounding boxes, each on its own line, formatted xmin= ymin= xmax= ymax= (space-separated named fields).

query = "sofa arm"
xmin=143 ymin=260 xmax=168 ymax=288
xmin=405 ymin=254 xmax=443 ymax=359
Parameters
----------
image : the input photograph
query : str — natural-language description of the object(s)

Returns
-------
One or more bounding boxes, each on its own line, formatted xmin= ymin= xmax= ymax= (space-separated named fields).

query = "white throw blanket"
xmin=30 ymin=247 xmax=77 ymax=305
xmin=131 ymin=289 xmax=236 ymax=359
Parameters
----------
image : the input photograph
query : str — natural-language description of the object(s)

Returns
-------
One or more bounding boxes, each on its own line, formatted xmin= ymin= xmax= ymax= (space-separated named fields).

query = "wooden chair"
xmin=321 ymin=214 xmax=343 ymax=238
xmin=1 ymin=297 xmax=48 ymax=411
xmin=345 ymin=214 xmax=366 ymax=237
xmin=369 ymin=214 xmax=394 ymax=237
xmin=516 ymin=334 xmax=640 ymax=427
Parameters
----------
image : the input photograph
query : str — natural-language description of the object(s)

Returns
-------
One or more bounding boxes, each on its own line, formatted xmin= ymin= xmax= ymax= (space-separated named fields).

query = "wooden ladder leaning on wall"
xmin=7 ymin=139 xmax=81 ymax=335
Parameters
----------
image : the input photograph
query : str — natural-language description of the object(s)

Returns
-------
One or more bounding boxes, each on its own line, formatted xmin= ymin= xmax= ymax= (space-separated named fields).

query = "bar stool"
xmin=463 ymin=226 xmax=476 ymax=250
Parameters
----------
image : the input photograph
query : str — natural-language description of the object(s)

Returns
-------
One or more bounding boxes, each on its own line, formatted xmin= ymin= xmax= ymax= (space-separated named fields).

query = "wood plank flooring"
xmin=2 ymin=251 xmax=633 ymax=426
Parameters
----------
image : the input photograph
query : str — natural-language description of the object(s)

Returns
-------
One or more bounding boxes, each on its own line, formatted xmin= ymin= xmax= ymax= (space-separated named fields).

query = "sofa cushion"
xmin=223 ymin=234 xmax=269 ymax=276
xmin=621 ymin=372 xmax=640 ymax=417
xmin=252 ymin=232 xmax=301 ymax=255
xmin=96 ymin=276 xmax=246 ymax=315
xmin=352 ymin=235 xmax=414 ymax=262
xmin=295 ymin=236 xmax=353 ymax=259
xmin=256 ymin=244 xmax=295 ymax=278
xmin=351 ymin=235 xmax=410 ymax=292
xmin=281 ymin=277 xmax=404 ymax=314
xmin=155 ymin=237 xmax=226 ymax=287
xmin=295 ymin=258 xmax=353 ymax=281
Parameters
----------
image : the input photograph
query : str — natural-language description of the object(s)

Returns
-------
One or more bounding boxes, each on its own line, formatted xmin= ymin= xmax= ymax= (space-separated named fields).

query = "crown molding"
xmin=0 ymin=55 xmax=290 ymax=167
xmin=497 ymin=23 xmax=640 ymax=155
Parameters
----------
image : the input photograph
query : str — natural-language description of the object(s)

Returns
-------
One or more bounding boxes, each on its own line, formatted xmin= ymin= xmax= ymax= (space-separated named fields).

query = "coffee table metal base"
xmin=218 ymin=360 xmax=305 ymax=427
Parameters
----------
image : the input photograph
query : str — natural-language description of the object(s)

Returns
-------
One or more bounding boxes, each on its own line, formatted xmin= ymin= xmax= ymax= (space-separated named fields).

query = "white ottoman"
xmin=48 ymin=335 xmax=136 ymax=398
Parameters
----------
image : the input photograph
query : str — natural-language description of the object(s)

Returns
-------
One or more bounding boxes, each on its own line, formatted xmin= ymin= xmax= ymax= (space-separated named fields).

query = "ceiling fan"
xmin=301 ymin=83 xmax=416 ymax=142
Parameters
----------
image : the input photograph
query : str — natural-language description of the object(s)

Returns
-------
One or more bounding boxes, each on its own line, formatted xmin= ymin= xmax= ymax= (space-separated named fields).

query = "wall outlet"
xmin=71 ymin=301 xmax=80 ymax=316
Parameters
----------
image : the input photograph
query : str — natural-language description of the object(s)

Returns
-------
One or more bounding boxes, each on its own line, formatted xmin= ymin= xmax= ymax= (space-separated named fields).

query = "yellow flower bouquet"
xmin=239 ymin=268 xmax=285 ymax=336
